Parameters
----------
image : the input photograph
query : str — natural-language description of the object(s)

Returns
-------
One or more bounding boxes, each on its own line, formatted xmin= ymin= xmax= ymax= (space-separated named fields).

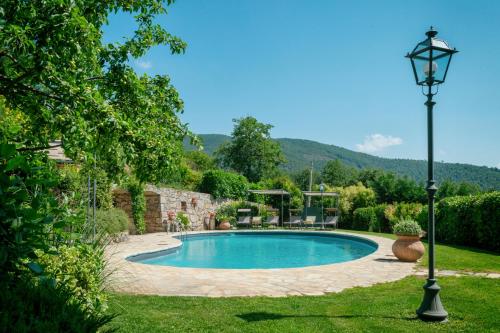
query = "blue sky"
xmin=103 ymin=0 xmax=500 ymax=168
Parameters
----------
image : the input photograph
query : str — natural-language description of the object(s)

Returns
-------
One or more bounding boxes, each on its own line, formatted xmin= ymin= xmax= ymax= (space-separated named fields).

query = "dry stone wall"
xmin=113 ymin=185 xmax=223 ymax=233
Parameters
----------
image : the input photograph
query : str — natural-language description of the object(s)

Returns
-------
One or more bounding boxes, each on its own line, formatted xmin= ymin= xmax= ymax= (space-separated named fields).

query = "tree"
xmin=321 ymin=159 xmax=359 ymax=187
xmin=0 ymin=0 xmax=197 ymax=183
xmin=291 ymin=167 xmax=321 ymax=191
xmin=215 ymin=117 xmax=285 ymax=182
xmin=184 ymin=150 xmax=216 ymax=172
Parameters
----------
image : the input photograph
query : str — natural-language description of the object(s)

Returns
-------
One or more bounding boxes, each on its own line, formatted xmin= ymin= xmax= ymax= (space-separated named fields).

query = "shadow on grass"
xmin=236 ymin=312 xmax=418 ymax=323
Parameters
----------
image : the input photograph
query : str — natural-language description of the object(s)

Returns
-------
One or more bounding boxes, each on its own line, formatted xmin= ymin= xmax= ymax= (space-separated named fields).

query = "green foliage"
xmin=215 ymin=203 xmax=238 ymax=224
xmin=384 ymin=202 xmax=424 ymax=232
xmin=198 ymin=169 xmax=249 ymax=199
xmin=436 ymin=179 xmax=482 ymax=200
xmin=321 ymin=159 xmax=358 ymax=187
xmin=393 ymin=219 xmax=423 ymax=236
xmin=255 ymin=175 xmax=304 ymax=219
xmin=435 ymin=192 xmax=500 ymax=252
xmin=177 ymin=212 xmax=190 ymax=228
xmin=1 ymin=0 xmax=196 ymax=184
xmin=0 ymin=144 xmax=62 ymax=276
xmin=96 ymin=208 xmax=129 ymax=236
xmin=331 ymin=183 xmax=376 ymax=228
xmin=290 ymin=167 xmax=321 ymax=191
xmin=352 ymin=207 xmax=377 ymax=231
xmin=36 ymin=244 xmax=107 ymax=316
xmin=365 ymin=171 xmax=426 ymax=204
xmin=215 ymin=117 xmax=285 ymax=182
xmin=184 ymin=150 xmax=216 ymax=172
xmin=58 ymin=164 xmax=114 ymax=210
xmin=127 ymin=179 xmax=146 ymax=234
xmin=0 ymin=278 xmax=113 ymax=333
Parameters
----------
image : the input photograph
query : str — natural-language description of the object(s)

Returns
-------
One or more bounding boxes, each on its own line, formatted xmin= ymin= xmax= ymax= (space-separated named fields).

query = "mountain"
xmin=185 ymin=134 xmax=500 ymax=189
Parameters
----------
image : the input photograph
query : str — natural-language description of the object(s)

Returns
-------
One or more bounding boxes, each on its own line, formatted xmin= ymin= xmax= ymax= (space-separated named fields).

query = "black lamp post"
xmin=319 ymin=183 xmax=325 ymax=229
xmin=406 ymin=27 xmax=457 ymax=322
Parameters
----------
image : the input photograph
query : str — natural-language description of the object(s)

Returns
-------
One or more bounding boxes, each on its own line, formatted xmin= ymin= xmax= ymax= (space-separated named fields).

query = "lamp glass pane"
xmin=411 ymin=57 xmax=428 ymax=84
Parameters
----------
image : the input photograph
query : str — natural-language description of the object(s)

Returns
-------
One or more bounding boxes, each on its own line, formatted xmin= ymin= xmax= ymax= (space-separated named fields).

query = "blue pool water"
xmin=131 ymin=232 xmax=377 ymax=269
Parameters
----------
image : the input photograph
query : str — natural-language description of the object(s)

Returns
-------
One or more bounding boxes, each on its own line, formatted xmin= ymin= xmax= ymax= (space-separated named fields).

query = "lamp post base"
xmin=416 ymin=279 xmax=448 ymax=322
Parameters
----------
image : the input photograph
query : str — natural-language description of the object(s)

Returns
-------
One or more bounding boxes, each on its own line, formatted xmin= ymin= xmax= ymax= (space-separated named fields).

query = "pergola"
xmin=248 ymin=189 xmax=290 ymax=226
xmin=302 ymin=191 xmax=339 ymax=229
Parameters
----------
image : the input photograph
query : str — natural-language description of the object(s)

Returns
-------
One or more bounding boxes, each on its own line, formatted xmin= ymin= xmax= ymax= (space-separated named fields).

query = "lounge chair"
xmin=264 ymin=215 xmax=279 ymax=227
xmin=237 ymin=208 xmax=252 ymax=228
xmin=303 ymin=215 xmax=316 ymax=228
xmin=284 ymin=215 xmax=302 ymax=228
xmin=252 ymin=216 xmax=262 ymax=228
xmin=323 ymin=215 xmax=339 ymax=229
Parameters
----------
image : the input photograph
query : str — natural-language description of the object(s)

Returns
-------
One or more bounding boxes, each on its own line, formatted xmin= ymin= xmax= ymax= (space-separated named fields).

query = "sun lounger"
xmin=265 ymin=215 xmax=279 ymax=227
xmin=323 ymin=215 xmax=339 ymax=229
xmin=303 ymin=215 xmax=316 ymax=228
xmin=252 ymin=216 xmax=262 ymax=228
xmin=284 ymin=215 xmax=302 ymax=228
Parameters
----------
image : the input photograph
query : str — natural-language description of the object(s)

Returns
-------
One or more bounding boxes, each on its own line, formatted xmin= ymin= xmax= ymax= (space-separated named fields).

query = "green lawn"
xmin=338 ymin=229 xmax=500 ymax=273
xmin=107 ymin=276 xmax=500 ymax=332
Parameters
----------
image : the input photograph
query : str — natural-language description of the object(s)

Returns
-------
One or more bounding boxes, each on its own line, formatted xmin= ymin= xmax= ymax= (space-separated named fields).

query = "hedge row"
xmin=351 ymin=192 xmax=500 ymax=252
xmin=352 ymin=203 xmax=424 ymax=233
xmin=435 ymin=192 xmax=499 ymax=252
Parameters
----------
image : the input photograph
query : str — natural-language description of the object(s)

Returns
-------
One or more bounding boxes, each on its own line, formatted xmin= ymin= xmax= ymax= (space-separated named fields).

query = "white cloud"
xmin=496 ymin=163 xmax=500 ymax=169
xmin=135 ymin=60 xmax=152 ymax=69
xmin=356 ymin=134 xmax=403 ymax=153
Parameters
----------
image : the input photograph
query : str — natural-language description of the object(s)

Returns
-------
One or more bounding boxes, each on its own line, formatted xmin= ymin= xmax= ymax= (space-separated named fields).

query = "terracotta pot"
xmin=218 ymin=221 xmax=231 ymax=230
xmin=392 ymin=235 xmax=425 ymax=262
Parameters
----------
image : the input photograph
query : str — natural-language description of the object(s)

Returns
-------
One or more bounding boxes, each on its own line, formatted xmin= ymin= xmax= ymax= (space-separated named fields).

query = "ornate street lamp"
xmin=319 ymin=183 xmax=325 ymax=229
xmin=406 ymin=27 xmax=457 ymax=322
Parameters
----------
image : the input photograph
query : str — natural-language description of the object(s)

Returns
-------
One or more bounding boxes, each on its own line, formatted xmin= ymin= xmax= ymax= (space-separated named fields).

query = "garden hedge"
xmin=435 ymin=192 xmax=499 ymax=252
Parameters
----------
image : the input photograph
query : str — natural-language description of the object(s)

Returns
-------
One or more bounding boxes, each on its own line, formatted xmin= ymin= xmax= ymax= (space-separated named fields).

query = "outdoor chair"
xmin=284 ymin=215 xmax=302 ymax=229
xmin=265 ymin=215 xmax=279 ymax=227
xmin=323 ymin=215 xmax=339 ymax=229
xmin=237 ymin=215 xmax=251 ymax=228
xmin=252 ymin=216 xmax=262 ymax=228
xmin=303 ymin=215 xmax=316 ymax=228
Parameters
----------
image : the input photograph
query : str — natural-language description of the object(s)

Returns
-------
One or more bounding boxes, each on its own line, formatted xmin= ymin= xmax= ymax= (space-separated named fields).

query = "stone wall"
xmin=113 ymin=185 xmax=222 ymax=233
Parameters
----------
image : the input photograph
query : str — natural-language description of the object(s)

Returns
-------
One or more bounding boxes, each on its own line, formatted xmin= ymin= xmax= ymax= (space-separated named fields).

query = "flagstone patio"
xmin=105 ymin=230 xmax=416 ymax=297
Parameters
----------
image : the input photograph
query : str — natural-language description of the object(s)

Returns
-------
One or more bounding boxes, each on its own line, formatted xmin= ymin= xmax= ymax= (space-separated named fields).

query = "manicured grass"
xmin=339 ymin=229 xmax=500 ymax=273
xmin=107 ymin=276 xmax=500 ymax=332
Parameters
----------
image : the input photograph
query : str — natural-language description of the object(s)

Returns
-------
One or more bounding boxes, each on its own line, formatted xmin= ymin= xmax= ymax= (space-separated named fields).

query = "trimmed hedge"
xmin=352 ymin=207 xmax=377 ymax=231
xmin=435 ymin=192 xmax=499 ymax=252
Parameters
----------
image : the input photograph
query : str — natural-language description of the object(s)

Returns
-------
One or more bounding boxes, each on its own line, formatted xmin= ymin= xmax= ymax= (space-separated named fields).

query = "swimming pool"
xmin=129 ymin=232 xmax=378 ymax=269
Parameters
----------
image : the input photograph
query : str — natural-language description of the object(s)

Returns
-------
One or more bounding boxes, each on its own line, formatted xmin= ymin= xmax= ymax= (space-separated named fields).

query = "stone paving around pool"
xmin=105 ymin=230 xmax=416 ymax=297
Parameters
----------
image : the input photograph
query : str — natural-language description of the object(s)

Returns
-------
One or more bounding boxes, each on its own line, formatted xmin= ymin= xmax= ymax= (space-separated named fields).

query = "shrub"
xmin=96 ymin=208 xmax=129 ymax=237
xmin=0 ymin=278 xmax=113 ymax=333
xmin=198 ymin=169 xmax=249 ymax=199
xmin=331 ymin=183 xmax=376 ymax=228
xmin=384 ymin=202 xmax=424 ymax=232
xmin=36 ymin=244 xmax=108 ymax=316
xmin=393 ymin=219 xmax=422 ymax=236
xmin=352 ymin=207 xmax=377 ymax=231
xmin=435 ymin=192 xmax=500 ymax=252
xmin=373 ymin=204 xmax=390 ymax=232
xmin=177 ymin=212 xmax=190 ymax=228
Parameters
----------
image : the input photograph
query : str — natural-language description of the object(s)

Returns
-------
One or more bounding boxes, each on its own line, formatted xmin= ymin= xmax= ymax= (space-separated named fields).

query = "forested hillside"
xmin=185 ymin=134 xmax=500 ymax=189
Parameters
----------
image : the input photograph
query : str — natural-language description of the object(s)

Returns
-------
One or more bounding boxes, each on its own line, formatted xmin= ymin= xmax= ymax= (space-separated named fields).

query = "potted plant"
xmin=216 ymin=213 xmax=232 ymax=230
xmin=177 ymin=212 xmax=190 ymax=231
xmin=392 ymin=219 xmax=425 ymax=262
